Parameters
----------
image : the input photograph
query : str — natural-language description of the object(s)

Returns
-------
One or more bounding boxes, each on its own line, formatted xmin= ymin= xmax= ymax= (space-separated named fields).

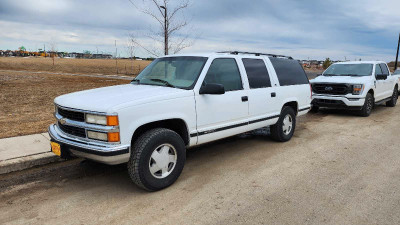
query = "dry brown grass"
xmin=0 ymin=57 xmax=151 ymax=75
xmin=0 ymin=71 xmax=130 ymax=139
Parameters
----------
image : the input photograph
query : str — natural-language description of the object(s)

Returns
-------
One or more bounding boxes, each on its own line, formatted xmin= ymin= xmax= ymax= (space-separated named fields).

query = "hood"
xmin=55 ymin=84 xmax=192 ymax=113
xmin=310 ymin=75 xmax=372 ymax=84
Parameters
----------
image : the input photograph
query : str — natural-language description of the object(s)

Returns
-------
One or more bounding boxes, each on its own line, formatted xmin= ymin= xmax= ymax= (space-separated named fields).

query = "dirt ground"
xmin=0 ymin=57 xmax=151 ymax=75
xmin=1 ymin=104 xmax=400 ymax=224
xmin=0 ymin=71 xmax=130 ymax=139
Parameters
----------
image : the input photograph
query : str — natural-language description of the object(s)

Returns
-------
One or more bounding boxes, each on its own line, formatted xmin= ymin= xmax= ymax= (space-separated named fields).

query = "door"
xmin=241 ymin=57 xmax=280 ymax=129
xmin=195 ymin=58 xmax=249 ymax=144
xmin=374 ymin=64 xmax=386 ymax=101
xmin=380 ymin=63 xmax=393 ymax=97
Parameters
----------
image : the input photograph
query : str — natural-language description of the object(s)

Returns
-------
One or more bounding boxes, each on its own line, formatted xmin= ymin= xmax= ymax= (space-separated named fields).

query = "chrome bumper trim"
xmin=48 ymin=124 xmax=129 ymax=156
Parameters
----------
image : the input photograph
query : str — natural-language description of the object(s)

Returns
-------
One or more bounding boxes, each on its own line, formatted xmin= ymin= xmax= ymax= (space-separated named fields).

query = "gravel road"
xmin=1 ymin=104 xmax=400 ymax=225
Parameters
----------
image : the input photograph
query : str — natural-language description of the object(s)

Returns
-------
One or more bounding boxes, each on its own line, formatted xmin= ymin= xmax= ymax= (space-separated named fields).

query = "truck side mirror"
xmin=199 ymin=83 xmax=225 ymax=95
xmin=376 ymin=74 xmax=388 ymax=80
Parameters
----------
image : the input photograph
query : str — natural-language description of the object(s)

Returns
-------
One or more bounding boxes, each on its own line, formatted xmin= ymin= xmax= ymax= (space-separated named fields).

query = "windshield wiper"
xmin=149 ymin=78 xmax=176 ymax=88
xmin=340 ymin=74 xmax=361 ymax=76
xmin=131 ymin=79 xmax=140 ymax=83
xmin=323 ymin=74 xmax=337 ymax=76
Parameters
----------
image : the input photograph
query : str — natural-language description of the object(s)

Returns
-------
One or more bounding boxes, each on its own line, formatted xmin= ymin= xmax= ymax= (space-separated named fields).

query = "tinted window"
xmin=375 ymin=64 xmax=383 ymax=75
xmin=380 ymin=63 xmax=389 ymax=75
xmin=203 ymin=58 xmax=242 ymax=91
xmin=269 ymin=58 xmax=309 ymax=86
xmin=242 ymin=58 xmax=271 ymax=89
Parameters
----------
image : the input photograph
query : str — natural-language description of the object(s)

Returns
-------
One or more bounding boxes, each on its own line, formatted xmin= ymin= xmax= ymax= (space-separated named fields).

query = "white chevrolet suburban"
xmin=310 ymin=61 xmax=399 ymax=116
xmin=48 ymin=51 xmax=311 ymax=191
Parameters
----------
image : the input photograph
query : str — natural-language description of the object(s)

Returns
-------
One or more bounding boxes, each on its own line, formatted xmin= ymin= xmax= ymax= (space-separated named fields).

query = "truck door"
xmin=380 ymin=63 xmax=393 ymax=97
xmin=195 ymin=58 xmax=249 ymax=144
xmin=240 ymin=57 xmax=280 ymax=129
xmin=374 ymin=64 xmax=386 ymax=101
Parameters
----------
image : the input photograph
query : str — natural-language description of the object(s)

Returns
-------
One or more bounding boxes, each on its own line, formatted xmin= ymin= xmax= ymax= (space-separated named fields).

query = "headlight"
xmin=352 ymin=84 xmax=364 ymax=95
xmin=87 ymin=131 xmax=108 ymax=141
xmin=86 ymin=114 xmax=119 ymax=126
xmin=86 ymin=114 xmax=107 ymax=125
xmin=87 ymin=131 xmax=120 ymax=142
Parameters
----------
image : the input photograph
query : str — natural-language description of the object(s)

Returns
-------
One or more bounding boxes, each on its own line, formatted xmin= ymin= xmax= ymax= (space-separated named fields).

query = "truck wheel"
xmin=270 ymin=106 xmax=296 ymax=142
xmin=386 ymin=87 xmax=398 ymax=107
xmin=127 ymin=128 xmax=186 ymax=191
xmin=358 ymin=93 xmax=374 ymax=117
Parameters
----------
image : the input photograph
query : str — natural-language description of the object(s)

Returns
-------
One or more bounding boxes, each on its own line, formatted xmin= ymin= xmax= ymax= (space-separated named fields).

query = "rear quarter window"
xmin=269 ymin=58 xmax=309 ymax=86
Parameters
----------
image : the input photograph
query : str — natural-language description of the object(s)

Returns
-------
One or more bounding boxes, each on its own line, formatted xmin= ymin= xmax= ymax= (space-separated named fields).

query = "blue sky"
xmin=0 ymin=0 xmax=399 ymax=61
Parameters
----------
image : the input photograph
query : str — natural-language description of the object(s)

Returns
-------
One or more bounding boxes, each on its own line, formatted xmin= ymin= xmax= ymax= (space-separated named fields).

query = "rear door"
xmin=194 ymin=57 xmax=249 ymax=144
xmin=240 ymin=57 xmax=280 ymax=129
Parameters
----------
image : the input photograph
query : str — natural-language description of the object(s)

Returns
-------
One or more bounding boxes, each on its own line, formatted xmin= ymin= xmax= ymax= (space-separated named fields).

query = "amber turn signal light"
xmin=107 ymin=115 xmax=119 ymax=126
xmin=108 ymin=132 xmax=120 ymax=142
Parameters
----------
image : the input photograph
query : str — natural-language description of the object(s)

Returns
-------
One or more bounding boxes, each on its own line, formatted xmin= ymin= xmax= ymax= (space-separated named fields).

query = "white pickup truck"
xmin=310 ymin=61 xmax=400 ymax=116
xmin=48 ymin=51 xmax=311 ymax=191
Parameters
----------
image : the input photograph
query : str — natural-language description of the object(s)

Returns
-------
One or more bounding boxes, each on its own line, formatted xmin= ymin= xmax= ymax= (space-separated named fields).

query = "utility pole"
xmin=160 ymin=5 xmax=168 ymax=55
xmin=395 ymin=33 xmax=400 ymax=71
xmin=115 ymin=40 xmax=118 ymax=74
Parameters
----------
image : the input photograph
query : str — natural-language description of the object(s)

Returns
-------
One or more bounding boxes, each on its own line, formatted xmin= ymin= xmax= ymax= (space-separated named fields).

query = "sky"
xmin=0 ymin=0 xmax=399 ymax=61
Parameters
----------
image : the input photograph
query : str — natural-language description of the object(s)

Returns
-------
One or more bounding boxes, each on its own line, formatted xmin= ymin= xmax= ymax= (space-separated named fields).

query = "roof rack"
xmin=217 ymin=51 xmax=293 ymax=59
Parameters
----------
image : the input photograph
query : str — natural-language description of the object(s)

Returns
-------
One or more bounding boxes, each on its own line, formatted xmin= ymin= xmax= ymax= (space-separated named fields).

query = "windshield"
xmin=133 ymin=56 xmax=208 ymax=89
xmin=323 ymin=64 xmax=373 ymax=76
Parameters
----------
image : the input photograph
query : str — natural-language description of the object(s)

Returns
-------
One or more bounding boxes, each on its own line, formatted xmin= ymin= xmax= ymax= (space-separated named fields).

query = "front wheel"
xmin=270 ymin=106 xmax=296 ymax=142
xmin=128 ymin=128 xmax=186 ymax=191
xmin=386 ymin=87 xmax=398 ymax=107
xmin=358 ymin=93 xmax=373 ymax=117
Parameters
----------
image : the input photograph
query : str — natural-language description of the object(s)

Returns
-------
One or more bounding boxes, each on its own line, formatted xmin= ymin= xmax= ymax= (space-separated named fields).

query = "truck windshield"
xmin=133 ymin=56 xmax=208 ymax=89
xmin=323 ymin=64 xmax=373 ymax=76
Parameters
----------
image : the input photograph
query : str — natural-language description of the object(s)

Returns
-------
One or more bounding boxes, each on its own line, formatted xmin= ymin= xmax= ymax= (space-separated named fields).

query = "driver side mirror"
xmin=199 ymin=83 xmax=225 ymax=95
xmin=376 ymin=74 xmax=388 ymax=80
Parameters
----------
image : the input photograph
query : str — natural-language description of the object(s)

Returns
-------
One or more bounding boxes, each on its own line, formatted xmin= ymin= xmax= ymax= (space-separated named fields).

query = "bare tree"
xmin=128 ymin=0 xmax=194 ymax=56
xmin=49 ymin=40 xmax=57 ymax=66
xmin=127 ymin=35 xmax=136 ymax=75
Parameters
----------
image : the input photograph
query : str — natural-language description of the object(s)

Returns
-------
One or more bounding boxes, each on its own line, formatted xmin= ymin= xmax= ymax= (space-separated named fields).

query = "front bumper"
xmin=312 ymin=94 xmax=365 ymax=110
xmin=48 ymin=124 xmax=130 ymax=165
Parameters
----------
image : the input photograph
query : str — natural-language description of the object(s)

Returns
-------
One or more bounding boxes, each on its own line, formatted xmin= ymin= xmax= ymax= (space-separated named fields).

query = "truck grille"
xmin=58 ymin=122 xmax=86 ymax=138
xmin=57 ymin=107 xmax=85 ymax=122
xmin=312 ymin=83 xmax=350 ymax=95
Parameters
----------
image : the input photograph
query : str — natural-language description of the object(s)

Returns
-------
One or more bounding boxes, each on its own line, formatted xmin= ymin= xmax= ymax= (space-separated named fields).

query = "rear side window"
xmin=380 ymin=63 xmax=389 ymax=75
xmin=242 ymin=58 xmax=271 ymax=89
xmin=203 ymin=58 xmax=243 ymax=91
xmin=269 ymin=58 xmax=309 ymax=86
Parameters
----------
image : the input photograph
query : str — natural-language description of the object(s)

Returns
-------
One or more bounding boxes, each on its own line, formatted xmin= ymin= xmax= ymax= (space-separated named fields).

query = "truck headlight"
xmin=87 ymin=131 xmax=120 ymax=142
xmin=352 ymin=84 xmax=364 ymax=95
xmin=86 ymin=114 xmax=119 ymax=126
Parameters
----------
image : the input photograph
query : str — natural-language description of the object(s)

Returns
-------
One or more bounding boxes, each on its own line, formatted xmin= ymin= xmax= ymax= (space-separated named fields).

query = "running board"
xmin=375 ymin=97 xmax=392 ymax=105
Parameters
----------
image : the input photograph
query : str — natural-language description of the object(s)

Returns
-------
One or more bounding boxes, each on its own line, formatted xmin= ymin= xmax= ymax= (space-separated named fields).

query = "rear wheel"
xmin=270 ymin=106 xmax=296 ymax=142
xmin=127 ymin=128 xmax=186 ymax=191
xmin=358 ymin=93 xmax=373 ymax=117
xmin=386 ymin=87 xmax=398 ymax=107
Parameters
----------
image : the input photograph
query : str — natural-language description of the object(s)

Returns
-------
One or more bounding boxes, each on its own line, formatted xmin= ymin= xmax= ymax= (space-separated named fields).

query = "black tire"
xmin=310 ymin=105 xmax=319 ymax=113
xmin=386 ymin=86 xmax=398 ymax=107
xmin=127 ymin=128 xmax=186 ymax=191
xmin=270 ymin=106 xmax=296 ymax=142
xmin=358 ymin=93 xmax=374 ymax=117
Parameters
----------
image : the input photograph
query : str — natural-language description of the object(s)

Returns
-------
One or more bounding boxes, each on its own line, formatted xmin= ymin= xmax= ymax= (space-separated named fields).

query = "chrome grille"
xmin=58 ymin=122 xmax=86 ymax=138
xmin=312 ymin=83 xmax=351 ymax=95
xmin=57 ymin=107 xmax=85 ymax=122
